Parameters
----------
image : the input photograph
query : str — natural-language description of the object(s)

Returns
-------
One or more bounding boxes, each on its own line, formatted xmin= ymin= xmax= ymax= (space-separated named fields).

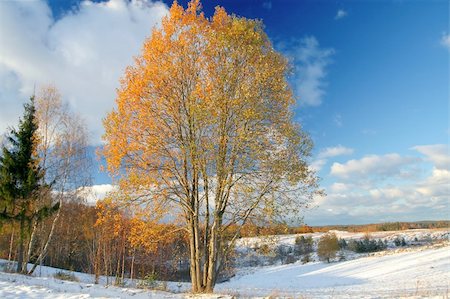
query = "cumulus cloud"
xmin=335 ymin=9 xmax=348 ymax=20
xmin=78 ymin=184 xmax=116 ymax=205
xmin=0 ymin=0 xmax=168 ymax=144
xmin=310 ymin=159 xmax=327 ymax=172
xmin=329 ymin=182 xmax=349 ymax=193
xmin=330 ymin=153 xmax=418 ymax=179
xmin=413 ymin=144 xmax=450 ymax=170
xmin=416 ymin=168 xmax=450 ymax=198
xmin=310 ymin=145 xmax=354 ymax=172
xmin=318 ymin=145 xmax=354 ymax=159
xmin=287 ymin=36 xmax=334 ymax=106
xmin=305 ymin=145 xmax=450 ymax=225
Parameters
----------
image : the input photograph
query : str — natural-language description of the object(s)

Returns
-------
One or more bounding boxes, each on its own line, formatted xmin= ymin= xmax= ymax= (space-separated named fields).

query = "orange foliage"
xmin=102 ymin=0 xmax=320 ymax=292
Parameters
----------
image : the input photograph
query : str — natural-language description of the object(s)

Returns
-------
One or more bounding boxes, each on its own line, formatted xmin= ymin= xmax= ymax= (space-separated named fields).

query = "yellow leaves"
xmin=211 ymin=6 xmax=231 ymax=30
xmin=102 ymin=0 xmax=313 ymax=220
xmin=94 ymin=197 xmax=177 ymax=254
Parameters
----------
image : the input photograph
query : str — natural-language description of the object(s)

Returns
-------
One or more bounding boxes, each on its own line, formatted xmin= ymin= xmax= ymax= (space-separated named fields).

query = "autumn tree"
xmin=103 ymin=0 xmax=321 ymax=292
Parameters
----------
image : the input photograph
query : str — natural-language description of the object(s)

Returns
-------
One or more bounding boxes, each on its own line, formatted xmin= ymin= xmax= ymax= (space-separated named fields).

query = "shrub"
xmin=394 ymin=237 xmax=407 ymax=247
xmin=257 ymin=243 xmax=273 ymax=256
xmin=301 ymin=253 xmax=311 ymax=264
xmin=348 ymin=236 xmax=387 ymax=253
xmin=348 ymin=239 xmax=358 ymax=252
xmin=53 ymin=271 xmax=79 ymax=282
xmin=285 ymin=254 xmax=297 ymax=264
xmin=294 ymin=235 xmax=314 ymax=255
xmin=136 ymin=273 xmax=169 ymax=291
xmin=137 ymin=272 xmax=159 ymax=289
xmin=338 ymin=238 xmax=348 ymax=250
xmin=377 ymin=239 xmax=387 ymax=250
xmin=317 ymin=233 xmax=339 ymax=263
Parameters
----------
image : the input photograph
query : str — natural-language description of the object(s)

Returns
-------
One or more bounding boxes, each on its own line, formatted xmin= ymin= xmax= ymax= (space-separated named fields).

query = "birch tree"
xmin=26 ymin=86 xmax=91 ymax=275
xmin=103 ymin=0 xmax=321 ymax=292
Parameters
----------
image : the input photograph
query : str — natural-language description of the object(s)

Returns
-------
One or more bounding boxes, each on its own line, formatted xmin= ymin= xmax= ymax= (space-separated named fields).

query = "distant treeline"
xmin=225 ymin=220 xmax=450 ymax=238
xmin=312 ymin=221 xmax=450 ymax=233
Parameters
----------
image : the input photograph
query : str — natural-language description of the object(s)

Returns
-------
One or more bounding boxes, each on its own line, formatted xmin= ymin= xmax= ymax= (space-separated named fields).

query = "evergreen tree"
xmin=295 ymin=235 xmax=314 ymax=256
xmin=0 ymin=96 xmax=56 ymax=273
xmin=338 ymin=238 xmax=348 ymax=250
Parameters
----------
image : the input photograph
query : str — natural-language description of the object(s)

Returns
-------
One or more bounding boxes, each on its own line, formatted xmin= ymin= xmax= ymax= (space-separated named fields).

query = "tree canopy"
xmin=103 ymin=0 xmax=321 ymax=292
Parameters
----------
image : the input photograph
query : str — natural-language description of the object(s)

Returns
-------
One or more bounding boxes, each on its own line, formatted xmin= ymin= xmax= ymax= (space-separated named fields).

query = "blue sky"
xmin=0 ymin=0 xmax=448 ymax=225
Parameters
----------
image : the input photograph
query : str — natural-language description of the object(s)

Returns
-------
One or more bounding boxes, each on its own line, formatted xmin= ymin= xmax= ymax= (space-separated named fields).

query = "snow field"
xmin=216 ymin=244 xmax=450 ymax=298
xmin=0 ymin=229 xmax=448 ymax=298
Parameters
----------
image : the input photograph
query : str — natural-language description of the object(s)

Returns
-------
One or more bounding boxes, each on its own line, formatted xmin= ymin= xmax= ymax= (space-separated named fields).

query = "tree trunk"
xmin=94 ymin=239 xmax=100 ymax=284
xmin=24 ymin=218 xmax=38 ymax=273
xmin=130 ymin=250 xmax=135 ymax=283
xmin=104 ymin=243 xmax=109 ymax=285
xmin=205 ymin=217 xmax=221 ymax=292
xmin=120 ymin=239 xmax=125 ymax=285
xmin=121 ymin=256 xmax=125 ymax=284
xmin=188 ymin=218 xmax=199 ymax=292
xmin=193 ymin=214 xmax=203 ymax=292
xmin=7 ymin=226 xmax=15 ymax=271
xmin=28 ymin=198 xmax=62 ymax=275
xmin=16 ymin=216 xmax=25 ymax=273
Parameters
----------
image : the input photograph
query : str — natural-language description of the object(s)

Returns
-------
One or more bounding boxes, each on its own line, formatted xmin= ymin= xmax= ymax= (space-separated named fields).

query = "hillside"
xmin=0 ymin=229 xmax=448 ymax=298
xmin=217 ymin=243 xmax=449 ymax=298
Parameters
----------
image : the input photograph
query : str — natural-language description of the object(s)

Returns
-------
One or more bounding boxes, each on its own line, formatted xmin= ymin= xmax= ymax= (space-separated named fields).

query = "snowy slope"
xmin=0 ymin=271 xmax=182 ymax=299
xmin=0 ymin=230 xmax=448 ymax=298
xmin=216 ymin=243 xmax=450 ymax=298
xmin=234 ymin=228 xmax=450 ymax=251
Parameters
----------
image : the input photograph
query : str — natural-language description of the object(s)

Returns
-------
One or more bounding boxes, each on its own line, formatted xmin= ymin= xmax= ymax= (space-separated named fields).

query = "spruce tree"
xmin=0 ymin=96 xmax=53 ymax=273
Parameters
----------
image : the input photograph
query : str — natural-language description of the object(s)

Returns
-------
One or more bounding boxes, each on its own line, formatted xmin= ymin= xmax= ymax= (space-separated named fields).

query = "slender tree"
xmin=103 ymin=0 xmax=321 ymax=292
xmin=27 ymin=86 xmax=91 ymax=275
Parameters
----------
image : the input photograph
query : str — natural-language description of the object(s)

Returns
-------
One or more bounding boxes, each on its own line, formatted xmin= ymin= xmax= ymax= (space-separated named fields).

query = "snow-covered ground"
xmin=234 ymin=228 xmax=450 ymax=251
xmin=234 ymin=228 xmax=450 ymax=268
xmin=0 ymin=272 xmax=183 ymax=299
xmin=0 ymin=229 xmax=449 ymax=298
xmin=217 ymin=243 xmax=450 ymax=298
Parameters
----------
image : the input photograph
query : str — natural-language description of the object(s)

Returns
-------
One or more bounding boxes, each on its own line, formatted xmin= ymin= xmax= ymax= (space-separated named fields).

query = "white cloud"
xmin=369 ymin=187 xmax=404 ymax=200
xmin=310 ymin=159 xmax=327 ymax=172
xmin=305 ymin=145 xmax=450 ymax=225
xmin=0 ymin=0 xmax=169 ymax=144
xmin=330 ymin=153 xmax=418 ymax=179
xmin=413 ymin=144 xmax=450 ymax=170
xmin=335 ymin=9 xmax=348 ymax=20
xmin=78 ymin=184 xmax=116 ymax=205
xmin=416 ymin=168 xmax=450 ymax=198
xmin=441 ymin=33 xmax=450 ymax=50
xmin=310 ymin=145 xmax=354 ymax=172
xmin=330 ymin=182 xmax=349 ymax=193
xmin=318 ymin=145 xmax=354 ymax=159
xmin=288 ymin=36 xmax=334 ymax=106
